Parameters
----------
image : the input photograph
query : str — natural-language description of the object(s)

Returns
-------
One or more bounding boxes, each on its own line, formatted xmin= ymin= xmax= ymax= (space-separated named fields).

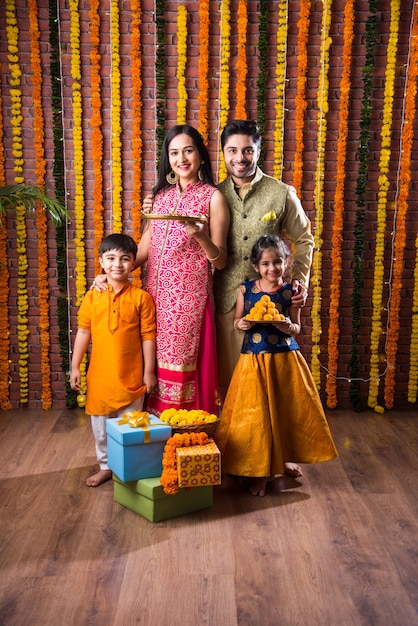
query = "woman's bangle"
xmin=207 ymin=247 xmax=221 ymax=263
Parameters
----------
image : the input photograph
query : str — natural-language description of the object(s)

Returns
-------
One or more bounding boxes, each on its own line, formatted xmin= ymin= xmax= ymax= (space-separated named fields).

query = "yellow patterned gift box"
xmin=177 ymin=440 xmax=221 ymax=488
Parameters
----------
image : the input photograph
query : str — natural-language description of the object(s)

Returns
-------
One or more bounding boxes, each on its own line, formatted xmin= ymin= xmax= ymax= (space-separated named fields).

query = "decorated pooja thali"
xmin=141 ymin=213 xmax=207 ymax=223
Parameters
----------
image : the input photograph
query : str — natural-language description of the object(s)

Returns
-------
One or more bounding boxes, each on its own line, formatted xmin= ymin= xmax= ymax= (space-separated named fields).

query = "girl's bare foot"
xmin=86 ymin=469 xmax=112 ymax=487
xmin=249 ymin=477 xmax=268 ymax=497
xmin=284 ymin=462 xmax=303 ymax=478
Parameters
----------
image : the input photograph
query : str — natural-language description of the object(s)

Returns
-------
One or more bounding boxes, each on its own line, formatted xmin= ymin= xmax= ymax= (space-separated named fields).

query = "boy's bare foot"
xmin=249 ymin=477 xmax=268 ymax=497
xmin=86 ymin=469 xmax=112 ymax=487
xmin=284 ymin=462 xmax=303 ymax=478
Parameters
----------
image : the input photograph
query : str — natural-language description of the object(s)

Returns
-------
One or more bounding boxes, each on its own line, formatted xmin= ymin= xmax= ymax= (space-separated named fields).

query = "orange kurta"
xmin=77 ymin=283 xmax=156 ymax=416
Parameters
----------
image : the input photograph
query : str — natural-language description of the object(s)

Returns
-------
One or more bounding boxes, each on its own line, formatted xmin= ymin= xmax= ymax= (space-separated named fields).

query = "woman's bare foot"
xmin=284 ymin=462 xmax=303 ymax=478
xmin=86 ymin=469 xmax=112 ymax=487
xmin=249 ymin=477 xmax=268 ymax=497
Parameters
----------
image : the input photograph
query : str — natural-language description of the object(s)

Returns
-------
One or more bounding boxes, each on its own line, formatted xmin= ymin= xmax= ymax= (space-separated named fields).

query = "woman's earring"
xmin=166 ymin=170 xmax=179 ymax=185
xmin=198 ymin=162 xmax=204 ymax=181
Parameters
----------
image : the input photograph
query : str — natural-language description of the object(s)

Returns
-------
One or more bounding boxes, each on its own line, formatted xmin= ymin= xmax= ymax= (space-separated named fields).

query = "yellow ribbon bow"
xmin=118 ymin=410 xmax=151 ymax=443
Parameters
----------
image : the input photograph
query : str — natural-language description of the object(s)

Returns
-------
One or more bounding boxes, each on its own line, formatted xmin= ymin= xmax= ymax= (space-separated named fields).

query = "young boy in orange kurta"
xmin=70 ymin=234 xmax=157 ymax=487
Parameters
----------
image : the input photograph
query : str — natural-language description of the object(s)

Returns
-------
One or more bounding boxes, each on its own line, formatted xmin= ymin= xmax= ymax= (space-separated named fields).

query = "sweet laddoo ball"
xmin=246 ymin=295 xmax=286 ymax=321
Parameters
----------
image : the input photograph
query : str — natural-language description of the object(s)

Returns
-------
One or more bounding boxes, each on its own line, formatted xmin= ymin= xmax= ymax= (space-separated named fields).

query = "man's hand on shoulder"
xmin=291 ymin=280 xmax=308 ymax=308
xmin=90 ymin=274 xmax=108 ymax=292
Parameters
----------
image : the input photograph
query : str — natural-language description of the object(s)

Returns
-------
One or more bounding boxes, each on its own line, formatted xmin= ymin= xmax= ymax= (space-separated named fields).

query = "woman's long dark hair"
xmin=153 ymin=125 xmax=214 ymax=196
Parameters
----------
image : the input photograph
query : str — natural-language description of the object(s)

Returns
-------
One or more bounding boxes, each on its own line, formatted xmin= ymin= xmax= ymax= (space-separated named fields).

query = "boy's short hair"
xmin=99 ymin=234 xmax=137 ymax=258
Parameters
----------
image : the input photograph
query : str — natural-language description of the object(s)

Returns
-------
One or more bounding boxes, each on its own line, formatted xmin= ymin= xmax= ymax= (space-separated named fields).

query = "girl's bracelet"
xmin=207 ymin=247 xmax=221 ymax=263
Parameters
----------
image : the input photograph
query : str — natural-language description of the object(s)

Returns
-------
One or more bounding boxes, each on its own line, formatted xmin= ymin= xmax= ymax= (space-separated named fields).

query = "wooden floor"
xmin=0 ymin=408 xmax=418 ymax=626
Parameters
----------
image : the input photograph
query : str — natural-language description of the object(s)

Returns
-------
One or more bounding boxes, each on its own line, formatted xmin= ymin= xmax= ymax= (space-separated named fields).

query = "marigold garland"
xmin=218 ymin=0 xmax=231 ymax=182
xmin=6 ymin=0 xmax=30 ymax=404
xmin=176 ymin=5 xmax=188 ymax=124
xmin=0 ymin=79 xmax=11 ymax=410
xmin=197 ymin=0 xmax=210 ymax=141
xmin=384 ymin=4 xmax=418 ymax=409
xmin=368 ymin=0 xmax=400 ymax=411
xmin=130 ymin=0 xmax=143 ymax=277
xmin=0 ymin=218 xmax=10 ymax=408
xmin=313 ymin=0 xmax=332 ymax=396
xmin=273 ymin=0 xmax=288 ymax=179
xmin=69 ymin=0 xmax=87 ymax=393
xmin=293 ymin=0 xmax=311 ymax=196
xmin=155 ymin=0 xmax=166 ymax=158
xmin=235 ymin=0 xmax=248 ymax=120
xmin=256 ymin=0 xmax=268 ymax=163
xmin=89 ymin=0 xmax=105 ymax=277
xmin=409 ymin=232 xmax=418 ymax=402
xmin=49 ymin=0 xmax=76 ymax=408
xmin=69 ymin=0 xmax=86 ymax=306
xmin=350 ymin=0 xmax=377 ymax=411
xmin=111 ymin=0 xmax=123 ymax=233
xmin=160 ymin=432 xmax=210 ymax=495
xmin=29 ymin=0 xmax=52 ymax=409
xmin=325 ymin=0 xmax=355 ymax=408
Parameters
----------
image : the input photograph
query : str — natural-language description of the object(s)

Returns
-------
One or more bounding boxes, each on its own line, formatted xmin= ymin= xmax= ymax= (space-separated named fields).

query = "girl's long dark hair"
xmin=250 ymin=234 xmax=290 ymax=266
xmin=153 ymin=125 xmax=214 ymax=196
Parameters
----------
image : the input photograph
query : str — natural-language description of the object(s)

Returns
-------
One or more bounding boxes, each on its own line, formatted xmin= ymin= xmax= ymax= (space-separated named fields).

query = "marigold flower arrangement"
xmin=29 ymin=0 xmax=52 ymax=409
xmin=368 ymin=0 xmax=400 ymax=411
xmin=325 ymin=0 xmax=354 ymax=408
xmin=159 ymin=408 xmax=218 ymax=426
xmin=235 ymin=0 xmax=247 ymax=119
xmin=6 ymin=0 xmax=29 ymax=403
xmin=69 ymin=0 xmax=87 ymax=306
xmin=273 ymin=0 xmax=288 ymax=179
xmin=0 ymin=90 xmax=11 ymax=410
xmin=89 ymin=0 xmax=105 ymax=276
xmin=69 ymin=0 xmax=88 ymax=394
xmin=384 ymin=3 xmax=418 ymax=409
xmin=293 ymin=0 xmax=311 ymax=196
xmin=313 ymin=0 xmax=332 ymax=397
xmin=176 ymin=5 xmax=188 ymax=124
xmin=350 ymin=0 xmax=377 ymax=410
xmin=409 ymin=232 xmax=418 ymax=403
xmin=218 ymin=0 xmax=231 ymax=181
xmin=197 ymin=0 xmax=210 ymax=140
xmin=131 ymin=0 xmax=143 ymax=275
xmin=160 ymin=432 xmax=210 ymax=495
xmin=111 ymin=0 xmax=123 ymax=233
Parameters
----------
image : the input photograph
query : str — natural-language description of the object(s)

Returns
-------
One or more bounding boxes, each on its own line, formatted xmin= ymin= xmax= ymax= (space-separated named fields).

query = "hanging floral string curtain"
xmin=368 ymin=0 xmax=401 ymax=412
xmin=325 ymin=0 xmax=355 ymax=409
xmin=0 ymin=2 xmax=417 ymax=411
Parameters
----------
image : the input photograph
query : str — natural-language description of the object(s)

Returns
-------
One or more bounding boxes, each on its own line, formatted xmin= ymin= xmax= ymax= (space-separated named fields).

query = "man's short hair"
xmin=220 ymin=120 xmax=262 ymax=150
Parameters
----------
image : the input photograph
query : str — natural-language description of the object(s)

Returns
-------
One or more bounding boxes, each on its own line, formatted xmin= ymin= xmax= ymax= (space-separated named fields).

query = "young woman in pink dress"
xmin=94 ymin=126 xmax=229 ymax=415
xmin=136 ymin=125 xmax=230 ymax=415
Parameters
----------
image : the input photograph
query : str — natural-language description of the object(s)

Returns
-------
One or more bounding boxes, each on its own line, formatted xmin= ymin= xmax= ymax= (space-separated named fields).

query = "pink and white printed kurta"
xmin=144 ymin=181 xmax=219 ymax=416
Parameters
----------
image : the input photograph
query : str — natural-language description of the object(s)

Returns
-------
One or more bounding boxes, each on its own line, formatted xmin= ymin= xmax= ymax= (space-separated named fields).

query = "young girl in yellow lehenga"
xmin=216 ymin=234 xmax=338 ymax=497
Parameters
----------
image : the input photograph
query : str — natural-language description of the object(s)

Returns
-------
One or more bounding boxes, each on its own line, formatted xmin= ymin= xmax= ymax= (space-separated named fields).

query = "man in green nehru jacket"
xmin=214 ymin=120 xmax=314 ymax=398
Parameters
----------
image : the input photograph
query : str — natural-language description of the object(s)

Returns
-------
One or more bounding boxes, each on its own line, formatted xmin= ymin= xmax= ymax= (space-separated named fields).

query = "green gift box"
xmin=113 ymin=474 xmax=213 ymax=523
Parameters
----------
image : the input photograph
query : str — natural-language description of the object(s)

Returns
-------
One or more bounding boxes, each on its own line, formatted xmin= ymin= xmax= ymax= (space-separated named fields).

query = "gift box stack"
xmin=106 ymin=412 xmax=220 ymax=522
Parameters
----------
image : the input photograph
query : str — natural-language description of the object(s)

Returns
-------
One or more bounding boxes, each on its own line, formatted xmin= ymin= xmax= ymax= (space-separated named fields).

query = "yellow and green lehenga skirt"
xmin=217 ymin=351 xmax=338 ymax=477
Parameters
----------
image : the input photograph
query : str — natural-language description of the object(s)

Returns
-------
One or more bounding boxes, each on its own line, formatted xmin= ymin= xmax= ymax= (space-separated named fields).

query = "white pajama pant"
xmin=90 ymin=395 xmax=145 ymax=469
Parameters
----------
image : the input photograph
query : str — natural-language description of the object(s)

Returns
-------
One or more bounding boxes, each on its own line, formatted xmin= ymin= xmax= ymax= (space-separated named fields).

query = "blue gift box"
xmin=106 ymin=414 xmax=171 ymax=482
